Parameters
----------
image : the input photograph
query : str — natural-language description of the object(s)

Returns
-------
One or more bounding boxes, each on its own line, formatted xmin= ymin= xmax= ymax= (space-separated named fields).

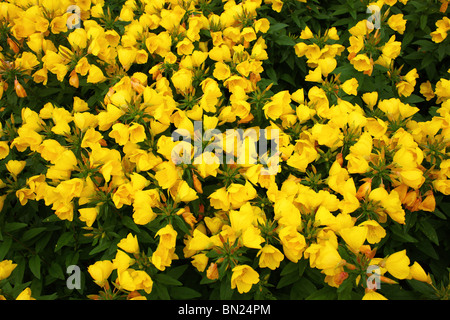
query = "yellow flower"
xmin=109 ymin=123 xmax=130 ymax=146
xmin=359 ymin=220 xmax=386 ymax=244
xmin=113 ymin=250 xmax=135 ymax=273
xmin=154 ymin=161 xmax=179 ymax=190
xmin=79 ymin=207 xmax=99 ymax=227
xmin=6 ymin=160 xmax=26 ymax=177
xmin=278 ymin=225 xmax=307 ymax=263
xmin=170 ymin=180 xmax=198 ymax=203
xmin=388 ymin=14 xmax=407 ymax=34
xmin=311 ymin=123 xmax=342 ymax=149
xmin=68 ymin=28 xmax=87 ymax=49
xmin=341 ymin=78 xmax=359 ymax=96
xmin=340 ymin=226 xmax=368 ymax=253
xmin=230 ymin=265 xmax=260 ymax=294
xmin=0 ymin=141 xmax=9 ymax=160
xmin=132 ymin=190 xmax=157 ymax=225
xmin=213 ymin=61 xmax=231 ymax=81
xmin=362 ymin=290 xmax=388 ymax=300
xmin=350 ymin=54 xmax=373 ymax=73
xmin=11 ymin=126 xmax=43 ymax=152
xmin=408 ymin=262 xmax=432 ymax=284
xmin=118 ymin=269 xmax=153 ymax=294
xmin=187 ymin=228 xmax=215 ymax=251
xmin=171 ymin=68 xmax=193 ymax=93
xmin=385 ymin=250 xmax=410 ymax=280
xmin=257 ymin=244 xmax=284 ymax=270
xmin=151 ymin=246 xmax=178 ymax=271
xmin=118 ymin=233 xmax=139 ymax=254
xmin=88 ymin=260 xmax=114 ymax=287
xmin=241 ymin=226 xmax=265 ymax=249
xmin=155 ymin=224 xmax=178 ymax=250
xmin=313 ymin=241 xmax=342 ymax=274
xmin=87 ymin=65 xmax=106 ymax=83
xmin=16 ymin=288 xmax=35 ymax=300
xmin=0 ymin=260 xmax=17 ymax=280
xmin=191 ymin=253 xmax=209 ymax=272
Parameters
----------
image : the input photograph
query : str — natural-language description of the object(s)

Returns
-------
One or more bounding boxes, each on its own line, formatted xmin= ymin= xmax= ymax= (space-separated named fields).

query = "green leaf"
xmin=220 ymin=273 xmax=233 ymax=300
xmin=268 ymin=23 xmax=288 ymax=34
xmin=290 ymin=278 xmax=316 ymax=299
xmin=390 ymin=224 xmax=418 ymax=243
xmin=4 ymin=222 xmax=28 ymax=232
xmin=276 ymin=274 xmax=299 ymax=289
xmin=155 ymin=274 xmax=183 ymax=286
xmin=89 ymin=240 xmax=111 ymax=255
xmin=419 ymin=220 xmax=439 ymax=245
xmin=275 ymin=35 xmax=296 ymax=46
xmin=0 ymin=236 xmax=13 ymax=261
xmin=29 ymin=255 xmax=41 ymax=279
xmin=54 ymin=232 xmax=74 ymax=252
xmin=166 ymin=264 xmax=188 ymax=280
xmin=121 ymin=215 xmax=141 ymax=234
xmin=407 ymin=279 xmax=437 ymax=298
xmin=154 ymin=283 xmax=171 ymax=300
xmin=170 ymin=286 xmax=202 ymax=300
xmin=49 ymin=262 xmax=65 ymax=280
xmin=416 ymin=240 xmax=439 ymax=260
xmin=22 ymin=227 xmax=47 ymax=242
xmin=306 ymin=286 xmax=337 ymax=300
xmin=280 ymin=261 xmax=298 ymax=276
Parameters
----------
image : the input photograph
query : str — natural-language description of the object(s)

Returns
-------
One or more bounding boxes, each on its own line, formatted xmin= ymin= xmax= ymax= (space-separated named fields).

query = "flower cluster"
xmin=0 ymin=0 xmax=449 ymax=300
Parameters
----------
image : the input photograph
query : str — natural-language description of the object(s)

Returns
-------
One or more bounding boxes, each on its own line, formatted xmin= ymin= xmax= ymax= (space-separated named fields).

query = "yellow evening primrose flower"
xmin=118 ymin=233 xmax=140 ymax=254
xmin=0 ymin=260 xmax=17 ymax=280
xmin=385 ymin=250 xmax=411 ymax=280
xmin=230 ymin=265 xmax=260 ymax=294
xmin=88 ymin=260 xmax=114 ymax=287
xmin=257 ymin=244 xmax=285 ymax=270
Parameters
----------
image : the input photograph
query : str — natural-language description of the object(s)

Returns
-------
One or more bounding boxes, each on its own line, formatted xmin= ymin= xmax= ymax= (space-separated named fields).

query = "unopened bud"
xmin=14 ymin=77 xmax=27 ymax=98
xmin=192 ymin=174 xmax=203 ymax=194
xmin=69 ymin=69 xmax=79 ymax=88
xmin=336 ymin=153 xmax=343 ymax=166
xmin=7 ymin=38 xmax=19 ymax=54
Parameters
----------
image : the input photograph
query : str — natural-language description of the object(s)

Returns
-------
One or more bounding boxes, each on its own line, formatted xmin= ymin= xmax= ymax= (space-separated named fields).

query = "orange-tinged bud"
xmin=127 ymin=291 xmax=142 ymax=300
xmin=131 ymin=77 xmax=145 ymax=94
xmin=334 ymin=271 xmax=349 ymax=286
xmin=336 ymin=153 xmax=343 ymax=166
xmin=14 ymin=77 xmax=27 ymax=98
xmin=356 ymin=178 xmax=372 ymax=199
xmin=440 ymin=1 xmax=448 ymax=13
xmin=7 ymin=38 xmax=19 ymax=54
xmin=192 ymin=174 xmax=203 ymax=194
xmin=418 ymin=191 xmax=436 ymax=212
xmin=404 ymin=190 xmax=419 ymax=207
xmin=380 ymin=275 xmax=397 ymax=284
xmin=345 ymin=263 xmax=357 ymax=270
xmin=69 ymin=69 xmax=79 ymax=88
xmin=360 ymin=245 xmax=377 ymax=260
xmin=182 ymin=211 xmax=197 ymax=229
xmin=99 ymin=138 xmax=107 ymax=147
xmin=104 ymin=87 xmax=115 ymax=105
xmin=206 ymin=262 xmax=219 ymax=280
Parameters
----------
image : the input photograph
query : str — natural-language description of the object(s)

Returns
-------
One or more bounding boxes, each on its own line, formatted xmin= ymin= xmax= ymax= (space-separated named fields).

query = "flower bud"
xmin=69 ymin=69 xmax=79 ymax=88
xmin=14 ymin=77 xmax=27 ymax=98
xmin=7 ymin=38 xmax=19 ymax=54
